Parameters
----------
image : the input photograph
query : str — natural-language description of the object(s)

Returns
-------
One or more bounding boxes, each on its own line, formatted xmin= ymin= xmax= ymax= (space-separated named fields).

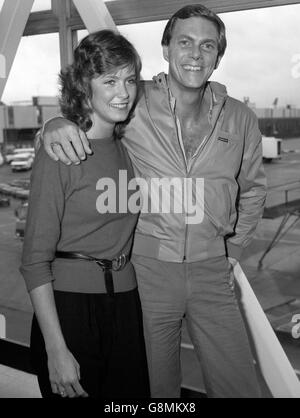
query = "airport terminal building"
xmin=0 ymin=96 xmax=59 ymax=151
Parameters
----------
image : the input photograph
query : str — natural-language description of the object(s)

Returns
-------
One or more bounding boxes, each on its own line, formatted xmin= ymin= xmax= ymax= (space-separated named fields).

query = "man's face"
xmin=163 ymin=16 xmax=222 ymax=91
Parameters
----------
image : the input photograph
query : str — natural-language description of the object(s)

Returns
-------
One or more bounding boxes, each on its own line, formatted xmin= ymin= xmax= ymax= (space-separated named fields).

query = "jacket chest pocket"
xmin=208 ymin=130 xmax=243 ymax=174
xmin=217 ymin=130 xmax=240 ymax=144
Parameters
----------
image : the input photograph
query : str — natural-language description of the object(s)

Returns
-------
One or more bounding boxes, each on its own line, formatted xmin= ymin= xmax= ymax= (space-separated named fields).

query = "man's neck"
xmin=168 ymin=78 xmax=208 ymax=121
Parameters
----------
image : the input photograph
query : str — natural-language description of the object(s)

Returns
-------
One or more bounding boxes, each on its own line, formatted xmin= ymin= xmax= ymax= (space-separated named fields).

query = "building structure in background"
xmin=0 ymin=96 xmax=59 ymax=151
xmin=1 ymin=97 xmax=299 ymax=155
xmin=252 ymin=106 xmax=300 ymax=138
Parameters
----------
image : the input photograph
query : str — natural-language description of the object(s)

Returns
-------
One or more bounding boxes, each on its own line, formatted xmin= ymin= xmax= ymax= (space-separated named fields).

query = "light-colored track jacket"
xmin=122 ymin=73 xmax=267 ymax=262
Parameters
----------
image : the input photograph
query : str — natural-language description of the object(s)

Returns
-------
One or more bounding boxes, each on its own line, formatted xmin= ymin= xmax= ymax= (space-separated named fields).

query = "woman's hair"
xmin=161 ymin=4 xmax=227 ymax=59
xmin=59 ymin=29 xmax=142 ymax=136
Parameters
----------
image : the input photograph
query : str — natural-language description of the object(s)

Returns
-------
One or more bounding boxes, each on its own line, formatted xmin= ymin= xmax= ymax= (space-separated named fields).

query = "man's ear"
xmin=214 ymin=55 xmax=222 ymax=70
xmin=162 ymin=45 xmax=169 ymax=63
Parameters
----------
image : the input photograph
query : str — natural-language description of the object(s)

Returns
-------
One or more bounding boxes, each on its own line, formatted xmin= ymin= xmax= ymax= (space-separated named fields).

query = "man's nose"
xmin=191 ymin=46 xmax=203 ymax=60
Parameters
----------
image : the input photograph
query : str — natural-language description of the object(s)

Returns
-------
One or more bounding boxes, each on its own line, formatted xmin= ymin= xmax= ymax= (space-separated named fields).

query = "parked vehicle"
xmin=4 ymin=150 xmax=15 ymax=164
xmin=0 ymin=195 xmax=10 ymax=208
xmin=262 ymin=136 xmax=282 ymax=163
xmin=6 ymin=148 xmax=35 ymax=164
xmin=15 ymin=201 xmax=28 ymax=238
xmin=11 ymin=152 xmax=34 ymax=172
xmin=14 ymin=147 xmax=35 ymax=156
xmin=9 ymin=179 xmax=30 ymax=189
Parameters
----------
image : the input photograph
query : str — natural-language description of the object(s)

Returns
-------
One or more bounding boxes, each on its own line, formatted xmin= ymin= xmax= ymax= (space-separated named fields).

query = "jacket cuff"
xmin=226 ymin=242 xmax=243 ymax=261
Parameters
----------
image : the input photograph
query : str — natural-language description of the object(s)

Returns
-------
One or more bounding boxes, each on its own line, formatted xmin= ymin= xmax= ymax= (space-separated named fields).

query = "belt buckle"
xmin=112 ymin=254 xmax=126 ymax=271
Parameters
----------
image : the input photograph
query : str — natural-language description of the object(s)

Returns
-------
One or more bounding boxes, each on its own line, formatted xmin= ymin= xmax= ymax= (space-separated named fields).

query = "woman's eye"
xmin=105 ymin=80 xmax=115 ymax=85
xmin=127 ymin=78 xmax=137 ymax=84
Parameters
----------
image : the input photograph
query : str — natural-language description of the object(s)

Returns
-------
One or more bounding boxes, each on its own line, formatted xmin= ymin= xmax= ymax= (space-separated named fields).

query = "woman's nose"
xmin=118 ymin=83 xmax=129 ymax=98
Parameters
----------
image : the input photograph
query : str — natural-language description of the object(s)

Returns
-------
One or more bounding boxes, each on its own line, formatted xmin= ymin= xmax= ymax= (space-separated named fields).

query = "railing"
xmin=0 ymin=314 xmax=5 ymax=339
xmin=181 ymin=264 xmax=300 ymax=398
xmin=267 ymin=180 xmax=300 ymax=205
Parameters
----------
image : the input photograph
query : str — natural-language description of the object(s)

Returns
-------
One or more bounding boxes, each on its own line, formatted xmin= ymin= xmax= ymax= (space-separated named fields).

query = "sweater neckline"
xmin=88 ymin=136 xmax=115 ymax=144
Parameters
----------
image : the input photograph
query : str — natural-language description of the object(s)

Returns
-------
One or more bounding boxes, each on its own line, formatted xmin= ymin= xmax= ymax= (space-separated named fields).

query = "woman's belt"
xmin=55 ymin=251 xmax=129 ymax=297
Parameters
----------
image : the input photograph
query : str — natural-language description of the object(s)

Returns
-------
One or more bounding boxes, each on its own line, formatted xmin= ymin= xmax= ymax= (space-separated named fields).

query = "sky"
xmin=1 ymin=0 xmax=300 ymax=108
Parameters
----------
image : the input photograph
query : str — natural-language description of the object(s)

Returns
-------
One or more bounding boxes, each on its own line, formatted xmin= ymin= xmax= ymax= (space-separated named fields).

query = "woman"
xmin=20 ymin=30 xmax=149 ymax=399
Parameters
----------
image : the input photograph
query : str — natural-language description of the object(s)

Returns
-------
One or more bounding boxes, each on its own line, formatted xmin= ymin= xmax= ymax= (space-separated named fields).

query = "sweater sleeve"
xmin=20 ymin=147 xmax=67 ymax=292
xmin=226 ymin=110 xmax=267 ymax=260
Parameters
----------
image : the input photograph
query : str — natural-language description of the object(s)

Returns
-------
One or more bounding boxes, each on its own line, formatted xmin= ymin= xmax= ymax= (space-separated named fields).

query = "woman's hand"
xmin=27 ymin=271 xmax=89 ymax=398
xmin=47 ymin=346 xmax=89 ymax=398
xmin=42 ymin=117 xmax=92 ymax=165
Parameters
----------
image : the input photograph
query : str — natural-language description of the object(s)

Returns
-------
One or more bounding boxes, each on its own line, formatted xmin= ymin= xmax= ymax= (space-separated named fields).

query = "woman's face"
xmin=90 ymin=65 xmax=138 ymax=133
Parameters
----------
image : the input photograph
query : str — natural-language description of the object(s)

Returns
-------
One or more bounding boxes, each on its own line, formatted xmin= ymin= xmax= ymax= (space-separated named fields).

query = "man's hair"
xmin=161 ymin=4 xmax=227 ymax=58
xmin=59 ymin=29 xmax=142 ymax=135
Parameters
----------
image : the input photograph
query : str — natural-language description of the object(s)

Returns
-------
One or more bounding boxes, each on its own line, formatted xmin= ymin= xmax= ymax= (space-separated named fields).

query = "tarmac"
xmin=0 ymin=138 xmax=300 ymax=397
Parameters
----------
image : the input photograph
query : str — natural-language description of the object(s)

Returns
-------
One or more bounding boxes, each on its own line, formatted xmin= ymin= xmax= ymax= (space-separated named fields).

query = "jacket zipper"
xmin=183 ymin=177 xmax=189 ymax=262
xmin=166 ymin=96 xmax=189 ymax=262
xmin=168 ymin=89 xmax=225 ymax=262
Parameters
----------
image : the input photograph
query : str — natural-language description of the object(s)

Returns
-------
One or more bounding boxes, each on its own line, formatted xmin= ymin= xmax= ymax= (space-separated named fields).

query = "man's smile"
xmin=182 ymin=65 xmax=202 ymax=72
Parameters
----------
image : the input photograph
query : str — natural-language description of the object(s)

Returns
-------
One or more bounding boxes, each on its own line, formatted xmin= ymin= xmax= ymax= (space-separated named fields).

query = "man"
xmin=41 ymin=5 xmax=266 ymax=398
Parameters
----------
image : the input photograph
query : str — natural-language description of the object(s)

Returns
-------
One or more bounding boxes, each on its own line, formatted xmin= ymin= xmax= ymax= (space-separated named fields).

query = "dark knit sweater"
xmin=21 ymin=137 xmax=139 ymax=293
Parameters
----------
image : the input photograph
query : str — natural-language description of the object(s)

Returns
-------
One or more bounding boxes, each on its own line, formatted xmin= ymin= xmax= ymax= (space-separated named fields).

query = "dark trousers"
xmin=30 ymin=289 xmax=150 ymax=399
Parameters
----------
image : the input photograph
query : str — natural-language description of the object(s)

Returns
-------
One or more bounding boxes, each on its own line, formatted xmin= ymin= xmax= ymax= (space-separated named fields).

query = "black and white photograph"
xmin=0 ymin=0 xmax=300 ymax=401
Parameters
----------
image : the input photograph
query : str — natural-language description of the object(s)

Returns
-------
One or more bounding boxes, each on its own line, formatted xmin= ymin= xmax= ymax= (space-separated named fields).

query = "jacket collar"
xmin=152 ymin=72 xmax=228 ymax=108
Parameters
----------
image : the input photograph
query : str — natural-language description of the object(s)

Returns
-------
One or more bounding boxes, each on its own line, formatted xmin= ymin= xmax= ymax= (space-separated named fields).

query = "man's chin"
xmin=182 ymin=79 xmax=207 ymax=90
xmin=178 ymin=74 xmax=208 ymax=89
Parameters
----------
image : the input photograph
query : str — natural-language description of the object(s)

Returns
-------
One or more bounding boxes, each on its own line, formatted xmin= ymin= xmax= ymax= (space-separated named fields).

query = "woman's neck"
xmin=86 ymin=117 xmax=115 ymax=140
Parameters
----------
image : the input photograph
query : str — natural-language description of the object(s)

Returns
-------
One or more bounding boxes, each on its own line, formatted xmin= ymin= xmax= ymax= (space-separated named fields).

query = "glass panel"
xmin=31 ymin=0 xmax=51 ymax=12
xmin=211 ymin=5 xmax=300 ymax=109
xmin=0 ymin=33 xmax=60 ymax=345
xmin=77 ymin=29 xmax=88 ymax=43
xmin=3 ymin=33 xmax=60 ymax=104
xmin=78 ymin=22 xmax=169 ymax=81
xmin=119 ymin=21 xmax=168 ymax=80
xmin=0 ymin=0 xmax=51 ymax=13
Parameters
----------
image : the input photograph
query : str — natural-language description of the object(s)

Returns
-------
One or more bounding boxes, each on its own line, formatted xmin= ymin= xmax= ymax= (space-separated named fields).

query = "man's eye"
xmin=179 ymin=40 xmax=190 ymax=47
xmin=202 ymin=43 xmax=216 ymax=51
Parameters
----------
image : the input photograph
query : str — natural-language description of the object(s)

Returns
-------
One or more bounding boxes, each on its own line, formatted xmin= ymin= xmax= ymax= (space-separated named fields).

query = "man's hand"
xmin=43 ymin=117 xmax=92 ymax=165
xmin=228 ymin=257 xmax=238 ymax=292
